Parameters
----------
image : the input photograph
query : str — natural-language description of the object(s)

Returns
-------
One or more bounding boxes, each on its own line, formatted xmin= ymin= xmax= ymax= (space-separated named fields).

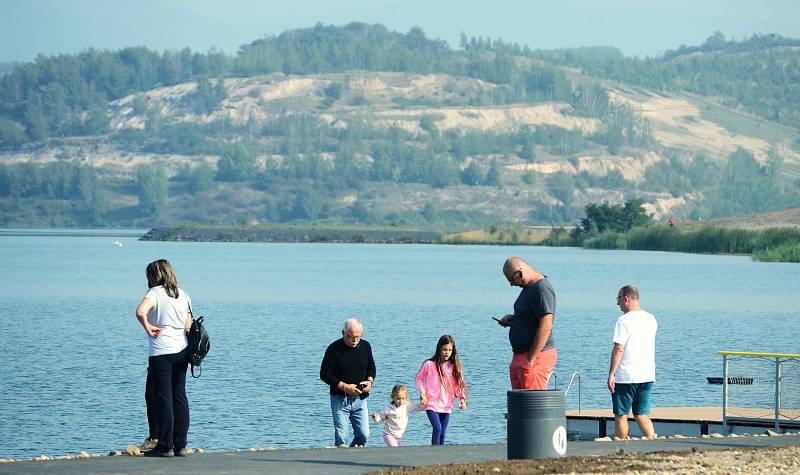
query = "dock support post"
xmin=775 ymin=357 xmax=782 ymax=430
xmin=722 ymin=354 xmax=729 ymax=433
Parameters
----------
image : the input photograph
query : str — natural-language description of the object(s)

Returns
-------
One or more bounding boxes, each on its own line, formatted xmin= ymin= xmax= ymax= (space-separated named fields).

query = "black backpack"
xmin=187 ymin=309 xmax=211 ymax=378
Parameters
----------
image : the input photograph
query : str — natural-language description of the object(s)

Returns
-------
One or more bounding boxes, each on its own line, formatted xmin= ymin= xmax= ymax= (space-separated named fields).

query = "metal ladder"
xmin=550 ymin=371 xmax=583 ymax=413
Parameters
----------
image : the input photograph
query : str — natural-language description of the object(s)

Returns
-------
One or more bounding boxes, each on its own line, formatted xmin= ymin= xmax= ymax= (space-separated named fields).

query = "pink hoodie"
xmin=416 ymin=359 xmax=465 ymax=413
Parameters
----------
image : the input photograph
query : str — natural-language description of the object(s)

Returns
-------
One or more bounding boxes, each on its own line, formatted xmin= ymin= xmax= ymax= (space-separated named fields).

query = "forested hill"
xmin=0 ymin=23 xmax=799 ymax=228
xmin=527 ymin=32 xmax=800 ymax=128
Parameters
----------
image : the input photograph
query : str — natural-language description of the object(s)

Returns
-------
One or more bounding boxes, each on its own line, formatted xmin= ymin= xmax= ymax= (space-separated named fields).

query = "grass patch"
xmin=575 ymin=225 xmax=800 ymax=262
xmin=753 ymin=243 xmax=800 ymax=262
xmin=438 ymin=226 xmax=554 ymax=245
xmin=696 ymin=96 xmax=797 ymax=145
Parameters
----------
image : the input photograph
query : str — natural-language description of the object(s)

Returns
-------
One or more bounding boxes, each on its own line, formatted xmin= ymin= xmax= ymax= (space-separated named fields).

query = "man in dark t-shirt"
xmin=497 ymin=256 xmax=557 ymax=389
xmin=320 ymin=319 xmax=376 ymax=447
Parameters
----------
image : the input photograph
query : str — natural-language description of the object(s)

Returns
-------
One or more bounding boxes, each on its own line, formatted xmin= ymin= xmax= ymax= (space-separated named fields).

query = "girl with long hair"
xmin=415 ymin=335 xmax=468 ymax=445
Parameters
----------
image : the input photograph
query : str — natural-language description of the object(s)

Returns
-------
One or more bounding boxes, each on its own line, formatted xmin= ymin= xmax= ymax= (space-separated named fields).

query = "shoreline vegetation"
xmin=141 ymin=223 xmax=800 ymax=262
xmin=140 ymin=224 xmax=441 ymax=244
xmin=139 ymin=224 xmax=562 ymax=245
xmin=575 ymin=224 xmax=800 ymax=263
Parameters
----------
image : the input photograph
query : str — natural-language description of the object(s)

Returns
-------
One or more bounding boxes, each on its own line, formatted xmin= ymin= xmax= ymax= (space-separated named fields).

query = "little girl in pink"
xmin=371 ymin=384 xmax=424 ymax=446
xmin=416 ymin=335 xmax=468 ymax=445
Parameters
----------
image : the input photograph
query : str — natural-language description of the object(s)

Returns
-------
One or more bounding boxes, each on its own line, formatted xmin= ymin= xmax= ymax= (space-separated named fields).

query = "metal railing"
xmin=720 ymin=351 xmax=800 ymax=430
xmin=550 ymin=371 xmax=582 ymax=413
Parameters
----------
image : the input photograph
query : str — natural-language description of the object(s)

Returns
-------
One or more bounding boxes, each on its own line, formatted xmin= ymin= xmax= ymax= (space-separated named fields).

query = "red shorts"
xmin=509 ymin=348 xmax=557 ymax=390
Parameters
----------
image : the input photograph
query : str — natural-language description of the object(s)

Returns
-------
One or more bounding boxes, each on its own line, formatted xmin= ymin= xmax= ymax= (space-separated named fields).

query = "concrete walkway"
xmin=3 ymin=436 xmax=800 ymax=475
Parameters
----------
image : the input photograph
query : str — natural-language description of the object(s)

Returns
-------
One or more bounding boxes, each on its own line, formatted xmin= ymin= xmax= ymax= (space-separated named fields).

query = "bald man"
xmin=497 ymin=257 xmax=557 ymax=390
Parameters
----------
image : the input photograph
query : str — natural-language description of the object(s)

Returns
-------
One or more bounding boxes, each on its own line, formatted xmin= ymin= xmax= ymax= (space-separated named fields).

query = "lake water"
xmin=1 ymin=232 xmax=799 ymax=459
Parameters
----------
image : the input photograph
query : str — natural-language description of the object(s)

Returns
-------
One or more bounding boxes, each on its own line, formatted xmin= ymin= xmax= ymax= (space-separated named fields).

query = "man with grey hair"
xmin=320 ymin=319 xmax=376 ymax=447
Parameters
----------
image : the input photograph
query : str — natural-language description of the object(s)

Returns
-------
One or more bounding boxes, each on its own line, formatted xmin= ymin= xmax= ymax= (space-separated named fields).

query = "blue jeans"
xmin=330 ymin=395 xmax=369 ymax=446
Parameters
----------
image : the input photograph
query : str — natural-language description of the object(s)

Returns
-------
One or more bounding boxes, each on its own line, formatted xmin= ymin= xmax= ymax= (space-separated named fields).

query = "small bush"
xmin=753 ymin=243 xmax=800 ymax=263
xmin=583 ymin=231 xmax=626 ymax=249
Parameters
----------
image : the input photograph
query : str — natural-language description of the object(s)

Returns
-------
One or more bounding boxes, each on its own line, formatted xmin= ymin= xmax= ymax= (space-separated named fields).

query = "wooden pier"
xmin=567 ymin=407 xmax=800 ymax=439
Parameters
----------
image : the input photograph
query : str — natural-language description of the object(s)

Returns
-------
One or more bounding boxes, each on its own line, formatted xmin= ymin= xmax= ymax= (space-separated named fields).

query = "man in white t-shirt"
xmin=607 ymin=285 xmax=657 ymax=439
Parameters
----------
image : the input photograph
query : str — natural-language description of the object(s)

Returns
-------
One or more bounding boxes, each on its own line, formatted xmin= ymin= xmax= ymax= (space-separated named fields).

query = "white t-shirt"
xmin=612 ymin=309 xmax=657 ymax=383
xmin=144 ymin=286 xmax=191 ymax=357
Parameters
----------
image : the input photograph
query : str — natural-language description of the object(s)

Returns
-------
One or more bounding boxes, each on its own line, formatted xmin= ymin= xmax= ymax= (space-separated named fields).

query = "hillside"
xmin=1 ymin=24 xmax=799 ymax=228
xmin=703 ymin=206 xmax=800 ymax=230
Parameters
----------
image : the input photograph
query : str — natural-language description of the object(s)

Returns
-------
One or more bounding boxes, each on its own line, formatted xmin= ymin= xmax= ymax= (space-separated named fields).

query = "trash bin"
xmin=507 ymin=389 xmax=567 ymax=459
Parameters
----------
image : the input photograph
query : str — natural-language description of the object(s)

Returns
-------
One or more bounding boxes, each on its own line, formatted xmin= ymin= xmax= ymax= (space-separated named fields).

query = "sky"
xmin=2 ymin=0 xmax=800 ymax=63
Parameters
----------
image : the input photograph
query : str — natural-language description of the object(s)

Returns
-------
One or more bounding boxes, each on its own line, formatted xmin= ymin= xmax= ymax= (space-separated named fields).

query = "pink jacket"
xmin=416 ymin=359 xmax=465 ymax=413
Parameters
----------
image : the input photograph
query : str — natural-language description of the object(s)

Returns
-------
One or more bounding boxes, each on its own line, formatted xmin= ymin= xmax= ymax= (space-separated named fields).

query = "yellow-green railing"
xmin=719 ymin=351 xmax=800 ymax=430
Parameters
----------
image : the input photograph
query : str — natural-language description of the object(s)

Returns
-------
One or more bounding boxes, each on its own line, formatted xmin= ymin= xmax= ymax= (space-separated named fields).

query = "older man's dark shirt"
xmin=320 ymin=338 xmax=376 ymax=399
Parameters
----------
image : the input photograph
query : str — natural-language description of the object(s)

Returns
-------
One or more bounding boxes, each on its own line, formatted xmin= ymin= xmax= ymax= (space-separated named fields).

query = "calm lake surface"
xmin=1 ymin=232 xmax=799 ymax=458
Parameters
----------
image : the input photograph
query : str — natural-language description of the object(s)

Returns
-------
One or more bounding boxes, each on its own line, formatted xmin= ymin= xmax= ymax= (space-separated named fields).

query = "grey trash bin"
xmin=507 ymin=389 xmax=567 ymax=459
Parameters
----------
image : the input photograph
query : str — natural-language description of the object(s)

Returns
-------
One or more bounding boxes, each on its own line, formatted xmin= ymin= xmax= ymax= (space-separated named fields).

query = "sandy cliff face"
xmin=4 ymin=71 xmax=797 ymax=224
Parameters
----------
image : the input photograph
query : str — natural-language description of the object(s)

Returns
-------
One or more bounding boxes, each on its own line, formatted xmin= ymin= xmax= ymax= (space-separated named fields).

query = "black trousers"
xmin=145 ymin=366 xmax=158 ymax=439
xmin=148 ymin=347 xmax=189 ymax=451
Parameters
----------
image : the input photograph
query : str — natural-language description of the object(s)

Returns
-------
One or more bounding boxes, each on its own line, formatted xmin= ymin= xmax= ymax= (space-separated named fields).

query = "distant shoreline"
xmin=140 ymin=225 xmax=442 ymax=244
xmin=138 ymin=224 xmax=565 ymax=245
xmin=0 ymin=228 xmax=147 ymax=238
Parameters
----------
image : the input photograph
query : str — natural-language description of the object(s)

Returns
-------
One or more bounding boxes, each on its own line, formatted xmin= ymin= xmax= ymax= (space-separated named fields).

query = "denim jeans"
xmin=330 ymin=395 xmax=369 ymax=446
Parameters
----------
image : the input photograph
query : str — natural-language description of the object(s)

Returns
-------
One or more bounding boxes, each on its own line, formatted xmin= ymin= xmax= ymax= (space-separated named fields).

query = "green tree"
xmin=520 ymin=137 xmax=536 ymax=162
xmin=188 ymin=162 xmax=216 ymax=194
xmin=421 ymin=154 xmax=457 ymax=188
xmin=484 ymin=159 xmax=502 ymax=186
xmin=580 ymin=199 xmax=652 ymax=234
xmin=136 ymin=166 xmax=168 ymax=216
xmin=422 ymin=202 xmax=439 ymax=222
xmin=216 ymin=143 xmax=257 ymax=181
xmin=76 ymin=165 xmax=108 ymax=224
xmin=288 ymin=185 xmax=327 ymax=221
xmin=547 ymin=172 xmax=575 ymax=207
xmin=321 ymin=82 xmax=342 ymax=108
xmin=419 ymin=114 xmax=439 ymax=137
xmin=460 ymin=161 xmax=483 ymax=186
xmin=0 ymin=118 xmax=26 ymax=146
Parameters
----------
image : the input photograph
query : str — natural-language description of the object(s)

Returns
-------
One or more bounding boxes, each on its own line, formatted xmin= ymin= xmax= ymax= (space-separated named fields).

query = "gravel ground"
xmin=369 ymin=445 xmax=800 ymax=474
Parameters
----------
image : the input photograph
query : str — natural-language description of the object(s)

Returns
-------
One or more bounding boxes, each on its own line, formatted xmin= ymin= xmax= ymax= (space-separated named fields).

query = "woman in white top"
xmin=135 ymin=259 xmax=192 ymax=457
